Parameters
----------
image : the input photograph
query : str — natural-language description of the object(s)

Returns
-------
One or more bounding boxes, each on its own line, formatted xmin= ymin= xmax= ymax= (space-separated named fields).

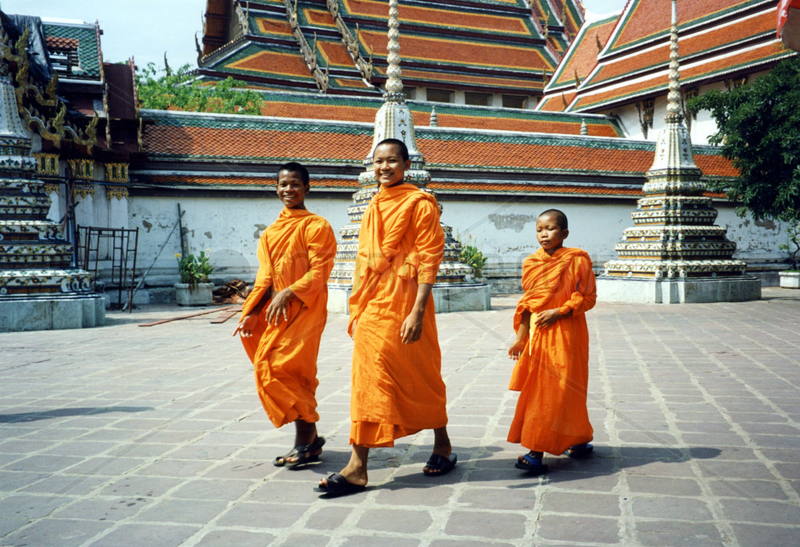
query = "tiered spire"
xmin=329 ymin=0 xmax=473 ymax=287
xmin=602 ymin=0 xmax=746 ymax=281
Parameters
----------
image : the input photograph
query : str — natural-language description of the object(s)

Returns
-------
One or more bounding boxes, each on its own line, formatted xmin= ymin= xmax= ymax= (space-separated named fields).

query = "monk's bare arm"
xmin=400 ymin=282 xmax=433 ymax=344
xmin=508 ymin=310 xmax=531 ymax=359
xmin=234 ymin=286 xmax=273 ymax=337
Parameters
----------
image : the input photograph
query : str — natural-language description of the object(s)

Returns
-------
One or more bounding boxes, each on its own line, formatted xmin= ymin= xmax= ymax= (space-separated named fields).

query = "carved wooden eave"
xmin=326 ymin=0 xmax=374 ymax=83
xmin=0 ymin=27 xmax=98 ymax=152
xmin=283 ymin=0 xmax=329 ymax=92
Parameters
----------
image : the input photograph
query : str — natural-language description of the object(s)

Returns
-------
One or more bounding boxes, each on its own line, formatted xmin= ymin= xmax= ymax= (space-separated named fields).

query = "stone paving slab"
xmin=1 ymin=288 xmax=799 ymax=546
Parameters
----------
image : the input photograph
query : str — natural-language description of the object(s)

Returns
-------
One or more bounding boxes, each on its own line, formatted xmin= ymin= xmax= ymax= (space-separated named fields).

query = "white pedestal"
xmin=596 ymin=276 xmax=761 ymax=304
xmin=779 ymin=271 xmax=800 ymax=289
xmin=0 ymin=295 xmax=106 ymax=332
xmin=327 ymin=283 xmax=492 ymax=314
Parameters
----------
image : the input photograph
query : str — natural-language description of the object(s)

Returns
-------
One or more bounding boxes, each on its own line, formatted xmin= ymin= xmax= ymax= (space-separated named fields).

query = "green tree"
xmin=135 ymin=62 xmax=264 ymax=115
xmin=687 ymin=55 xmax=800 ymax=226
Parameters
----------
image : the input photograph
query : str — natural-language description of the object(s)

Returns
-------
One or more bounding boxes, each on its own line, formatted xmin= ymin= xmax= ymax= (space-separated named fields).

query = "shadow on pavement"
xmin=0 ymin=405 xmax=153 ymax=423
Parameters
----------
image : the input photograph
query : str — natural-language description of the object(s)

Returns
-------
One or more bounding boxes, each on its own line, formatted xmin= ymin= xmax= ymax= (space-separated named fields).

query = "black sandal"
xmin=565 ymin=443 xmax=593 ymax=458
xmin=273 ymin=436 xmax=326 ymax=469
xmin=515 ymin=453 xmax=548 ymax=475
xmin=314 ymin=472 xmax=366 ymax=497
xmin=423 ymin=453 xmax=458 ymax=477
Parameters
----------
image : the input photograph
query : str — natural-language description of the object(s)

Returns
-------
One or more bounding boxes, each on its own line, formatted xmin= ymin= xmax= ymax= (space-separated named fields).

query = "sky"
xmin=1 ymin=0 xmax=630 ymax=71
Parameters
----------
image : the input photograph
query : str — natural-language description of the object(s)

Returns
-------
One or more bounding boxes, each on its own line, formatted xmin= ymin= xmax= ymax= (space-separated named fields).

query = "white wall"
xmin=127 ymin=192 xmax=353 ymax=284
xmin=124 ymin=190 xmax=787 ymax=296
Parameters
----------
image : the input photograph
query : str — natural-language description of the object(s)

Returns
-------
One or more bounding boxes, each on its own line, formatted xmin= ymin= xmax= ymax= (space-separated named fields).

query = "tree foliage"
xmin=135 ymin=63 xmax=264 ymax=115
xmin=687 ymin=55 xmax=800 ymax=225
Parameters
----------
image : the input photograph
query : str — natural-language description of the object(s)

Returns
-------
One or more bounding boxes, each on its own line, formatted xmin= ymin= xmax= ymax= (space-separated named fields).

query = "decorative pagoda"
xmin=327 ymin=0 xmax=490 ymax=313
xmin=597 ymin=0 xmax=760 ymax=304
xmin=0 ymin=30 xmax=104 ymax=331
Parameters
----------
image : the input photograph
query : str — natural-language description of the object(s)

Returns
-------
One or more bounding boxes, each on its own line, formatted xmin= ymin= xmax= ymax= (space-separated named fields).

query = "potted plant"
xmin=175 ymin=250 xmax=215 ymax=305
xmin=779 ymin=222 xmax=800 ymax=289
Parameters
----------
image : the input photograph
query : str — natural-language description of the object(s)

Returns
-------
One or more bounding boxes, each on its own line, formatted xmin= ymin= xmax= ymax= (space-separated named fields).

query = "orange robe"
xmin=347 ymin=183 xmax=447 ymax=447
xmin=240 ymin=207 xmax=336 ymax=428
xmin=508 ymin=247 xmax=597 ymax=454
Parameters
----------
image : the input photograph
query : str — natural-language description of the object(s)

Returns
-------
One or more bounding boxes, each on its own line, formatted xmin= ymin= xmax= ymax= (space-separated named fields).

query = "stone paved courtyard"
xmin=1 ymin=289 xmax=799 ymax=546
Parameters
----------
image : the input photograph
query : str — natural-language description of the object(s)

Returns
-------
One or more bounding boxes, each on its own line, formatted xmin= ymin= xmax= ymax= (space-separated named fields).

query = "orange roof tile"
xmin=143 ymin=125 xmax=371 ymax=162
xmin=318 ymin=41 xmax=357 ymax=68
xmin=605 ymin=0 xmax=761 ymax=54
xmin=588 ymin=9 xmax=777 ymax=88
xmin=305 ymin=9 xmax=336 ymax=27
xmin=228 ymin=50 xmax=314 ymax=80
xmin=548 ymin=16 xmax=616 ymax=90
xmin=361 ymin=30 xmax=553 ymax=71
xmin=375 ymin=67 xmax=542 ymax=91
xmin=572 ymin=40 xmax=791 ymax=111
xmin=538 ymin=90 xmax=577 ymax=112
xmin=342 ymin=0 xmax=532 ymax=35
xmin=46 ymin=36 xmax=79 ymax=50
xmin=143 ymin=175 xmax=726 ymax=199
xmin=256 ymin=17 xmax=293 ymax=36
xmin=142 ymin=111 xmax=731 ymax=178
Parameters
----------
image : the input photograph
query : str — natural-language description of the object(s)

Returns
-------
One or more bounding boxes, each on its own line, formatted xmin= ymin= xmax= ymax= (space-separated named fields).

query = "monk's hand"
xmin=265 ymin=288 xmax=295 ymax=326
xmin=508 ymin=337 xmax=526 ymax=360
xmin=234 ymin=313 xmax=258 ymax=338
xmin=534 ymin=308 xmax=561 ymax=329
xmin=400 ymin=307 xmax=424 ymax=344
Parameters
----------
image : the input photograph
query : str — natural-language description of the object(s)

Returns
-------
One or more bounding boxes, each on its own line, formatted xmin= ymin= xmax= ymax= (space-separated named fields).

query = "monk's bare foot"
xmin=319 ymin=445 xmax=369 ymax=488
xmin=318 ymin=464 xmax=368 ymax=488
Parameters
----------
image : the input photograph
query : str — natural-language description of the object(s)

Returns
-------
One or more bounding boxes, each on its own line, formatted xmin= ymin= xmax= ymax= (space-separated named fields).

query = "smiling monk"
xmin=236 ymin=162 xmax=337 ymax=469
xmin=315 ymin=138 xmax=456 ymax=497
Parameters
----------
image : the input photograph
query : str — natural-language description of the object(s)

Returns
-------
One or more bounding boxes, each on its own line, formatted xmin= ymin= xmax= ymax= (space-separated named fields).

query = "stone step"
xmin=0 ymin=268 xmax=93 ymax=296
xmin=0 ymin=178 xmax=48 ymax=196
xmin=0 ymin=194 xmax=51 ymax=207
xmin=0 ymin=243 xmax=74 ymax=268
xmin=0 ymin=220 xmax=63 ymax=240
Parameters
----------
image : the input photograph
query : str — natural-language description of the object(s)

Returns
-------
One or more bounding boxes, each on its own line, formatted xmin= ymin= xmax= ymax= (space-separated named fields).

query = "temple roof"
xmin=537 ymin=0 xmax=796 ymax=113
xmin=136 ymin=109 xmax=736 ymax=198
xmin=251 ymin=90 xmax=625 ymax=136
xmin=42 ymin=20 xmax=101 ymax=80
xmin=198 ymin=0 xmax=579 ymax=96
xmin=537 ymin=13 xmax=617 ymax=111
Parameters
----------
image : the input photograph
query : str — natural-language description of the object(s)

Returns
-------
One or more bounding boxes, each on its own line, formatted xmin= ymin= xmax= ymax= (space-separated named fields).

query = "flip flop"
xmin=423 ymin=453 xmax=458 ymax=477
xmin=314 ymin=472 xmax=366 ymax=497
xmin=274 ymin=436 xmax=326 ymax=469
xmin=565 ymin=443 xmax=593 ymax=458
xmin=515 ymin=453 xmax=548 ymax=475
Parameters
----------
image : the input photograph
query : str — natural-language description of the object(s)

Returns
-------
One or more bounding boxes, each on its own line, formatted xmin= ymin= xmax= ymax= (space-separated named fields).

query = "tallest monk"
xmin=316 ymin=138 xmax=456 ymax=496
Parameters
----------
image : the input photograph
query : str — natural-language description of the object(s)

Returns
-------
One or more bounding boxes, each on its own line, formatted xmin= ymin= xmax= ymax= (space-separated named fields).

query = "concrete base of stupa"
xmin=327 ymin=282 xmax=492 ymax=314
xmin=596 ymin=276 xmax=761 ymax=304
xmin=0 ymin=295 xmax=106 ymax=332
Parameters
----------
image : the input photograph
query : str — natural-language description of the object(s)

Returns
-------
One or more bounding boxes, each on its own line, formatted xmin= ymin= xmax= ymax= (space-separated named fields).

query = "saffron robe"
xmin=240 ymin=207 xmax=336 ymax=428
xmin=507 ymin=247 xmax=597 ymax=454
xmin=348 ymin=183 xmax=447 ymax=447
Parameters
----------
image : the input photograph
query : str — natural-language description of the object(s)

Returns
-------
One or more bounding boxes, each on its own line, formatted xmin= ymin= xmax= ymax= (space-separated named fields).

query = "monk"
xmin=315 ymin=138 xmax=456 ymax=496
xmin=507 ymin=209 xmax=597 ymax=475
xmin=236 ymin=162 xmax=337 ymax=469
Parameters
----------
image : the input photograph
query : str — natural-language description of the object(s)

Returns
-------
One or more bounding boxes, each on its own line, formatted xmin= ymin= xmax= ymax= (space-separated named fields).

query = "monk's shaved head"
xmin=538 ymin=209 xmax=568 ymax=230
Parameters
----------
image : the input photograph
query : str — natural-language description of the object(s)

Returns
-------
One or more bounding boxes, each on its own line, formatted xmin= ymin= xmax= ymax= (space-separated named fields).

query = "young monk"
xmin=315 ymin=138 xmax=456 ymax=496
xmin=235 ymin=162 xmax=337 ymax=469
xmin=507 ymin=209 xmax=597 ymax=475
